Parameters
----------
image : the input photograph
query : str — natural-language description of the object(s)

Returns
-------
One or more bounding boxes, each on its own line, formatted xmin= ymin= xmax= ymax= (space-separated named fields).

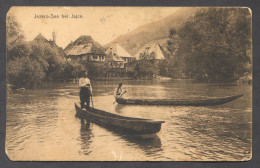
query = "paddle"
xmin=91 ymin=95 xmax=94 ymax=108
xmin=113 ymin=90 xmax=127 ymax=104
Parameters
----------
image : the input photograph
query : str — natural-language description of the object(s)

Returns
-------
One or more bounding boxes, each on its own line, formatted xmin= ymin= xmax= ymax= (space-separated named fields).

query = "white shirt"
xmin=79 ymin=77 xmax=93 ymax=94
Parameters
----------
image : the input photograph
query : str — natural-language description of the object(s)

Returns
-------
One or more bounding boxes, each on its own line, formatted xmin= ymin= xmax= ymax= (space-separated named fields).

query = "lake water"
xmin=6 ymin=79 xmax=252 ymax=161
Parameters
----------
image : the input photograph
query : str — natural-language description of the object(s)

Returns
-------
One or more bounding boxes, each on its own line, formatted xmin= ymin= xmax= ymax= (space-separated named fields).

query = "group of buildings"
xmin=64 ymin=35 xmax=166 ymax=69
xmin=34 ymin=32 xmax=166 ymax=77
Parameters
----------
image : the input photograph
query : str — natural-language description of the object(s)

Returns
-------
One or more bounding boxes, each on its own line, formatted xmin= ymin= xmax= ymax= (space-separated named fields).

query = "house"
xmin=134 ymin=43 xmax=165 ymax=61
xmin=64 ymin=36 xmax=106 ymax=63
xmin=105 ymin=46 xmax=125 ymax=68
xmin=105 ymin=42 xmax=135 ymax=68
xmin=108 ymin=42 xmax=135 ymax=63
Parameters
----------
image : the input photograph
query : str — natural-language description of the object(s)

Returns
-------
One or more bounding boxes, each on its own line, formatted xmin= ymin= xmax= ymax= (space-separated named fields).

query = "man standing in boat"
xmin=79 ymin=71 xmax=93 ymax=109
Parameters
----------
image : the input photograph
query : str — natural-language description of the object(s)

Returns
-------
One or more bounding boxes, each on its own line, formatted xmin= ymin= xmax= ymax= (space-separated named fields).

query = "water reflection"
xmin=6 ymin=80 xmax=251 ymax=161
xmin=120 ymin=134 xmax=163 ymax=157
xmin=83 ymin=117 xmax=163 ymax=156
xmin=79 ymin=120 xmax=93 ymax=156
xmin=114 ymin=104 xmax=125 ymax=113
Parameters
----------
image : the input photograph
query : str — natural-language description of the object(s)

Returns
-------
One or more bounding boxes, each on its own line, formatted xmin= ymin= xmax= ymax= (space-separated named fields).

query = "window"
xmin=93 ymin=55 xmax=97 ymax=60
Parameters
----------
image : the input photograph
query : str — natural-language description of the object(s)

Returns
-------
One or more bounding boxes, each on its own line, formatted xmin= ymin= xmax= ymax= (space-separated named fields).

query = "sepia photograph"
xmin=6 ymin=6 xmax=252 ymax=161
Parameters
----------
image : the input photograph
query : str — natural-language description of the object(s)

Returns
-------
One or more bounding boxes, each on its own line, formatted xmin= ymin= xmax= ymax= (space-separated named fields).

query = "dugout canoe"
xmin=75 ymin=103 xmax=164 ymax=134
xmin=115 ymin=94 xmax=244 ymax=106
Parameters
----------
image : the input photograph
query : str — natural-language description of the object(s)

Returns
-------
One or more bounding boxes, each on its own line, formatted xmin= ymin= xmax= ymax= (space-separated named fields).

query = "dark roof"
xmin=33 ymin=33 xmax=49 ymax=43
xmin=65 ymin=36 xmax=105 ymax=56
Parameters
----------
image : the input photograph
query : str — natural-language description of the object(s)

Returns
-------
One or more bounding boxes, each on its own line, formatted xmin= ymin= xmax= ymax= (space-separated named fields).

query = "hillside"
xmin=105 ymin=8 xmax=199 ymax=55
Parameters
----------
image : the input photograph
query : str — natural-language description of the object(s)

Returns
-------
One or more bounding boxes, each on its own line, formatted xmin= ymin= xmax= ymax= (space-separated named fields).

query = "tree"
xmin=29 ymin=38 xmax=67 ymax=82
xmin=82 ymin=61 xmax=108 ymax=79
xmin=7 ymin=57 xmax=45 ymax=89
xmin=6 ymin=14 xmax=68 ymax=88
xmin=134 ymin=52 xmax=160 ymax=78
xmin=175 ymin=8 xmax=251 ymax=81
xmin=6 ymin=15 xmax=24 ymax=53
xmin=63 ymin=61 xmax=85 ymax=81
xmin=6 ymin=14 xmax=46 ymax=89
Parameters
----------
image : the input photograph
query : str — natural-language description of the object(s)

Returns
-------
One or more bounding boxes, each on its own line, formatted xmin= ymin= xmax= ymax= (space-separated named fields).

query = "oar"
xmin=91 ymin=95 xmax=94 ymax=108
xmin=113 ymin=91 xmax=127 ymax=104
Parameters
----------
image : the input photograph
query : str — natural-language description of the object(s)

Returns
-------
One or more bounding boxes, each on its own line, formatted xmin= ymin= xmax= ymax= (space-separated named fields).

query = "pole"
xmin=91 ymin=95 xmax=94 ymax=108
xmin=113 ymin=91 xmax=127 ymax=104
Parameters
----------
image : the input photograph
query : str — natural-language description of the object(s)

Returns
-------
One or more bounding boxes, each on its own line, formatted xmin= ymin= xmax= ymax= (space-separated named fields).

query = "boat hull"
xmin=75 ymin=103 xmax=164 ymax=134
xmin=116 ymin=94 xmax=244 ymax=106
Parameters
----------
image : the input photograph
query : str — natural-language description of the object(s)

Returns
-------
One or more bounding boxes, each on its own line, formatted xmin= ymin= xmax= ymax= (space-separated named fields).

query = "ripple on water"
xmin=6 ymin=81 xmax=251 ymax=161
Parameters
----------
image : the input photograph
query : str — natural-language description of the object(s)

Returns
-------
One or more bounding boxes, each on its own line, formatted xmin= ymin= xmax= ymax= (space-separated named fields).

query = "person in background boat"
xmin=79 ymin=71 xmax=93 ymax=109
xmin=114 ymin=83 xmax=123 ymax=97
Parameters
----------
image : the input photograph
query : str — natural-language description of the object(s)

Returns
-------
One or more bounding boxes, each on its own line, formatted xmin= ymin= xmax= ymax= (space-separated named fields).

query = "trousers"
xmin=80 ymin=87 xmax=91 ymax=109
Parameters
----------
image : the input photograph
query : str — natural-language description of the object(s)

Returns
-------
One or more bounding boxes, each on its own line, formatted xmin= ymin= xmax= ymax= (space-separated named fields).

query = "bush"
xmin=63 ymin=61 xmax=85 ymax=81
xmin=7 ymin=57 xmax=45 ymax=89
xmin=175 ymin=8 xmax=251 ymax=81
xmin=84 ymin=62 xmax=108 ymax=79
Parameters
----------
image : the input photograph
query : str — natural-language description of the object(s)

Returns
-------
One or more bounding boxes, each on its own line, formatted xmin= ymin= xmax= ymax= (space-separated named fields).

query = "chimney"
xmin=52 ymin=29 xmax=56 ymax=44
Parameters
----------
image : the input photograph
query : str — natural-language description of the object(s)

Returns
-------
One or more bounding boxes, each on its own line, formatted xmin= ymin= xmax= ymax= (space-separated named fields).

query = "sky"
xmin=8 ymin=7 xmax=180 ymax=48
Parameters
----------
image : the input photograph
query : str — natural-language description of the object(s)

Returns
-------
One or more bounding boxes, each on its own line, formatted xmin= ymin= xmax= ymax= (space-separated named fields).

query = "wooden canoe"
xmin=115 ymin=94 xmax=244 ymax=106
xmin=75 ymin=103 xmax=164 ymax=134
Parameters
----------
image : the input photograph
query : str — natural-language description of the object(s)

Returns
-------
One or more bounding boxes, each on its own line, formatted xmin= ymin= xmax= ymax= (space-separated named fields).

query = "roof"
xmin=31 ymin=33 xmax=64 ymax=55
xmin=65 ymin=36 xmax=105 ymax=56
xmin=106 ymin=43 xmax=133 ymax=58
xmin=66 ymin=44 xmax=92 ymax=56
xmin=134 ymin=43 xmax=165 ymax=60
xmin=33 ymin=33 xmax=49 ymax=43
xmin=105 ymin=48 xmax=125 ymax=62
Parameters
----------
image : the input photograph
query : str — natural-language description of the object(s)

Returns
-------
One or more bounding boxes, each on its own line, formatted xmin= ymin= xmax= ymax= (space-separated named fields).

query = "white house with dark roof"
xmin=64 ymin=36 xmax=106 ymax=62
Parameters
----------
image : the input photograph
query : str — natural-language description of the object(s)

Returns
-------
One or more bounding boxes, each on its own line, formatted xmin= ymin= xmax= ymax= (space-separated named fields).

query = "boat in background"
xmin=116 ymin=94 xmax=244 ymax=106
xmin=75 ymin=103 xmax=164 ymax=134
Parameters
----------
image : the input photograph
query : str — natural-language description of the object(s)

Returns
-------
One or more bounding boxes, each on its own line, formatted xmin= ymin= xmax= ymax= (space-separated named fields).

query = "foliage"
xmin=6 ymin=14 xmax=71 ymax=88
xmin=138 ymin=51 xmax=156 ymax=60
xmin=132 ymin=59 xmax=159 ymax=79
xmin=6 ymin=14 xmax=45 ymax=89
xmin=29 ymin=41 xmax=66 ymax=81
xmin=63 ymin=61 xmax=85 ymax=81
xmin=7 ymin=57 xmax=45 ymax=89
xmin=174 ymin=8 xmax=252 ymax=81
xmin=6 ymin=15 xmax=24 ymax=53
xmin=166 ymin=28 xmax=178 ymax=54
xmin=83 ymin=61 xmax=108 ymax=79
xmin=128 ymin=51 xmax=160 ymax=79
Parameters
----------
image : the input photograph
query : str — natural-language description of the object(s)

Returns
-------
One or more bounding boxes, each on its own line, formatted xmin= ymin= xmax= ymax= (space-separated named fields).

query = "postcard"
xmin=6 ymin=6 xmax=252 ymax=161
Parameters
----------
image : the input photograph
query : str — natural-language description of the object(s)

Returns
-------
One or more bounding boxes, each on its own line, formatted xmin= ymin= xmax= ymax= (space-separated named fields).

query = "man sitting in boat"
xmin=79 ymin=71 xmax=93 ymax=109
xmin=114 ymin=83 xmax=124 ymax=97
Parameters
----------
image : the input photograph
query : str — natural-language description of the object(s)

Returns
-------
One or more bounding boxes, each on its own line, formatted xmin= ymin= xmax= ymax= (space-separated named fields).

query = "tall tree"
xmin=175 ymin=8 xmax=251 ymax=81
xmin=6 ymin=15 xmax=31 ymax=61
